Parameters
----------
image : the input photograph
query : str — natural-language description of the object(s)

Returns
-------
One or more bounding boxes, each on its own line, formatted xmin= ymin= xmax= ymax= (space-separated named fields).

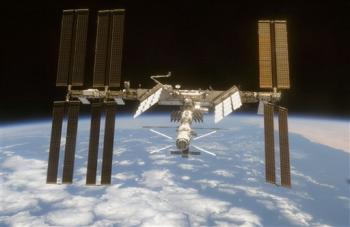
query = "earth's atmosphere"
xmin=0 ymin=114 xmax=349 ymax=226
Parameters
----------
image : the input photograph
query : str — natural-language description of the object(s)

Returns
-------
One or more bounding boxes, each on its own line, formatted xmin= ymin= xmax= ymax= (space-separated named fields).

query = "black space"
xmin=1 ymin=1 xmax=349 ymax=123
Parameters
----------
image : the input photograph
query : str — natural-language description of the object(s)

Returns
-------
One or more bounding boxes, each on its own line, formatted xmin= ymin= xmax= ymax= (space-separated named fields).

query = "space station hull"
xmin=176 ymin=110 xmax=194 ymax=151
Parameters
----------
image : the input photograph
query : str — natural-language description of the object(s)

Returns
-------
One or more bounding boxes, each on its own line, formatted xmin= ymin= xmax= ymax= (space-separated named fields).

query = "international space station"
xmin=46 ymin=9 xmax=292 ymax=188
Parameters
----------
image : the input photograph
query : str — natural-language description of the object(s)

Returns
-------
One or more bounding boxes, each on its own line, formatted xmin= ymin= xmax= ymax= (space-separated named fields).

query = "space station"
xmin=46 ymin=9 xmax=291 ymax=188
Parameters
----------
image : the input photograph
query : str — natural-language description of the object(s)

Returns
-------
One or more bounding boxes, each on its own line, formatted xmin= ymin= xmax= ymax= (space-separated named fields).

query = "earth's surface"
xmin=0 ymin=114 xmax=349 ymax=226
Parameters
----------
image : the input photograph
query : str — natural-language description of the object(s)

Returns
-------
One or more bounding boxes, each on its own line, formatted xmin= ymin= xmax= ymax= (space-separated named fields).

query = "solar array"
xmin=56 ymin=9 xmax=89 ymax=86
xmin=258 ymin=20 xmax=291 ymax=187
xmin=93 ymin=10 xmax=125 ymax=88
xmin=133 ymin=87 xmax=163 ymax=118
xmin=214 ymin=89 xmax=242 ymax=123
xmin=47 ymin=9 xmax=125 ymax=185
xmin=263 ymin=103 xmax=291 ymax=188
xmin=47 ymin=10 xmax=292 ymax=188
xmin=258 ymin=20 xmax=290 ymax=90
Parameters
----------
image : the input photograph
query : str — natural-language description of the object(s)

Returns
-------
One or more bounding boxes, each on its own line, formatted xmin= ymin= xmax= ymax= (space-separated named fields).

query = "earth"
xmin=0 ymin=113 xmax=349 ymax=226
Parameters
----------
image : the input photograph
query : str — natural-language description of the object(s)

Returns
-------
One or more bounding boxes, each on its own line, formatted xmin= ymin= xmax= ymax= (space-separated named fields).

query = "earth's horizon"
xmin=0 ymin=114 xmax=349 ymax=226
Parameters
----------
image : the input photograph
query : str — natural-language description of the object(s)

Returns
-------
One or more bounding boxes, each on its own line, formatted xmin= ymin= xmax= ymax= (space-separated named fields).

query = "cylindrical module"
xmin=176 ymin=110 xmax=193 ymax=151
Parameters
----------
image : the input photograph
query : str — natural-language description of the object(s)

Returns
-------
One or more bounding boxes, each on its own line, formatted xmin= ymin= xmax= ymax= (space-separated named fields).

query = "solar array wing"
xmin=214 ymin=102 xmax=223 ymax=123
xmin=108 ymin=10 xmax=125 ymax=88
xmin=93 ymin=9 xmax=125 ymax=88
xmin=93 ymin=11 xmax=110 ymax=87
xmin=230 ymin=91 xmax=242 ymax=110
xmin=71 ymin=9 xmax=89 ymax=86
xmin=86 ymin=103 xmax=102 ymax=185
xmin=114 ymin=97 xmax=125 ymax=105
xmin=264 ymin=103 xmax=276 ymax=184
xmin=62 ymin=101 xmax=80 ymax=183
xmin=223 ymin=97 xmax=233 ymax=117
xmin=47 ymin=101 xmax=65 ymax=183
xmin=78 ymin=97 xmax=90 ymax=104
xmin=133 ymin=88 xmax=163 ymax=118
xmin=214 ymin=91 xmax=241 ymax=123
xmin=274 ymin=21 xmax=290 ymax=89
xmin=278 ymin=107 xmax=291 ymax=187
xmin=258 ymin=21 xmax=273 ymax=89
xmin=257 ymin=101 xmax=264 ymax=115
xmin=101 ymin=102 xmax=117 ymax=184
xmin=56 ymin=9 xmax=89 ymax=87
xmin=56 ymin=10 xmax=74 ymax=86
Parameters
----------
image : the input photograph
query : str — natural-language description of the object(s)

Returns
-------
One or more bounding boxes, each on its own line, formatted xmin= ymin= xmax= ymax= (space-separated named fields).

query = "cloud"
xmin=178 ymin=163 xmax=195 ymax=170
xmin=196 ymin=179 xmax=221 ymax=189
xmin=181 ymin=176 xmax=190 ymax=181
xmin=213 ymin=169 xmax=234 ymax=177
xmin=0 ymin=211 xmax=48 ymax=227
xmin=141 ymin=169 xmax=174 ymax=188
xmin=114 ymin=172 xmax=137 ymax=181
xmin=243 ymin=116 xmax=349 ymax=153
xmin=288 ymin=118 xmax=349 ymax=153
xmin=0 ymin=187 xmax=39 ymax=214
xmin=118 ymin=160 xmax=134 ymax=166
xmin=47 ymin=208 xmax=94 ymax=226
xmin=226 ymin=185 xmax=314 ymax=226
xmin=292 ymin=170 xmax=335 ymax=189
xmin=213 ymin=207 xmax=262 ymax=227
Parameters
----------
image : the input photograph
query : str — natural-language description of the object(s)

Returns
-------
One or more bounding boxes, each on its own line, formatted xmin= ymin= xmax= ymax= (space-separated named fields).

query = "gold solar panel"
xmin=274 ymin=21 xmax=290 ymax=89
xmin=278 ymin=107 xmax=291 ymax=187
xmin=258 ymin=21 xmax=273 ymax=89
xmin=264 ymin=103 xmax=276 ymax=184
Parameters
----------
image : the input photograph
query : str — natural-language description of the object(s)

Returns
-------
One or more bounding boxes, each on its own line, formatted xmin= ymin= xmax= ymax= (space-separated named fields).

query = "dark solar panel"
xmin=86 ymin=103 xmax=102 ymax=185
xmin=108 ymin=10 xmax=125 ymax=88
xmin=93 ymin=11 xmax=110 ymax=87
xmin=56 ymin=10 xmax=74 ymax=86
xmin=101 ymin=102 xmax=117 ymax=184
xmin=47 ymin=101 xmax=65 ymax=183
xmin=62 ymin=101 xmax=80 ymax=183
xmin=71 ymin=9 xmax=89 ymax=86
